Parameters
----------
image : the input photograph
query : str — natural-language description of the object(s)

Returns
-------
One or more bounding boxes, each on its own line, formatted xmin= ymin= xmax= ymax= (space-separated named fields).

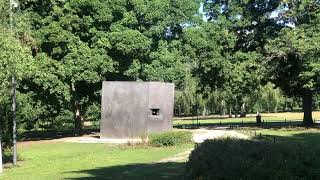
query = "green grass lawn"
xmin=173 ymin=111 xmax=320 ymax=127
xmin=0 ymin=143 xmax=193 ymax=180
xmin=2 ymin=111 xmax=320 ymax=180
xmin=244 ymin=127 xmax=320 ymax=147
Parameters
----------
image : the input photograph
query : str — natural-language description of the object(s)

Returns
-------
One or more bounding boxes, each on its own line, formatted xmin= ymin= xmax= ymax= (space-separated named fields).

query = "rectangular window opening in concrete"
xmin=151 ymin=108 xmax=160 ymax=116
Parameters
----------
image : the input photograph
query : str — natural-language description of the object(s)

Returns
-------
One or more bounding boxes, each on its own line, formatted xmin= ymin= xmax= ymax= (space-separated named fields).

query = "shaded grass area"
xmin=19 ymin=128 xmax=99 ymax=141
xmin=187 ymin=128 xmax=320 ymax=180
xmin=0 ymin=143 xmax=193 ymax=180
xmin=67 ymin=162 xmax=186 ymax=180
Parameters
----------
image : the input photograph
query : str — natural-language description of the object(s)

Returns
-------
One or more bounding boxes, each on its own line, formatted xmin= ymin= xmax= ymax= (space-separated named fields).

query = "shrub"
xmin=149 ymin=131 xmax=192 ymax=146
xmin=186 ymin=138 xmax=320 ymax=180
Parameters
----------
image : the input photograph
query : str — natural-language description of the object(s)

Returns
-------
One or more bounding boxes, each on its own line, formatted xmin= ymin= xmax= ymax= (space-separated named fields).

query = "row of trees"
xmin=175 ymin=81 xmax=307 ymax=117
xmin=0 ymin=0 xmax=319 ymax=151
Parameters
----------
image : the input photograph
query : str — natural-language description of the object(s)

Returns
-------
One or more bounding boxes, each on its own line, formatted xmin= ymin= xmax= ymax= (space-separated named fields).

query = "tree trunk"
xmin=240 ymin=103 xmax=246 ymax=118
xmin=228 ymin=106 xmax=232 ymax=118
xmin=220 ymin=108 xmax=225 ymax=116
xmin=72 ymin=83 xmax=83 ymax=136
xmin=302 ymin=90 xmax=313 ymax=126
xmin=282 ymin=96 xmax=287 ymax=112
xmin=220 ymin=100 xmax=225 ymax=116
xmin=234 ymin=105 xmax=238 ymax=118
xmin=74 ymin=105 xmax=83 ymax=136
xmin=11 ymin=75 xmax=17 ymax=166
xmin=202 ymin=106 xmax=207 ymax=116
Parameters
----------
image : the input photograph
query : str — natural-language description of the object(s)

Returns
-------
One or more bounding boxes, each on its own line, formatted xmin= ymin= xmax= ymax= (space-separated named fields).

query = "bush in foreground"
xmin=186 ymin=138 xmax=320 ymax=180
xmin=149 ymin=131 xmax=192 ymax=146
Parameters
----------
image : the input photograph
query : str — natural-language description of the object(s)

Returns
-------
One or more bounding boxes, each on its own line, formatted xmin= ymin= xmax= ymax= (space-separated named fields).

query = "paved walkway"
xmin=61 ymin=128 xmax=249 ymax=144
xmin=156 ymin=128 xmax=249 ymax=163
xmin=191 ymin=128 xmax=249 ymax=143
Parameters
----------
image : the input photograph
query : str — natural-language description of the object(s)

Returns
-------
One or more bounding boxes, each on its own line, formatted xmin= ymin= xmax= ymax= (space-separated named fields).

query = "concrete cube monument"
xmin=101 ymin=81 xmax=174 ymax=139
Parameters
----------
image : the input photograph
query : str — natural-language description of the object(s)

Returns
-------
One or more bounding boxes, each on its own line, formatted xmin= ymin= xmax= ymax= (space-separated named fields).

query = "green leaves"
xmin=0 ymin=28 xmax=32 ymax=82
xmin=109 ymin=29 xmax=151 ymax=56
xmin=64 ymin=42 xmax=113 ymax=83
xmin=31 ymin=53 xmax=70 ymax=102
xmin=13 ymin=0 xmax=199 ymax=131
xmin=266 ymin=8 xmax=320 ymax=94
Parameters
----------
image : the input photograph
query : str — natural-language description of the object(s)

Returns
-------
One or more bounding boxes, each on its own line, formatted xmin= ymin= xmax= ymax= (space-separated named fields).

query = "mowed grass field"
xmin=1 ymin=111 xmax=320 ymax=180
xmin=0 ymin=143 xmax=193 ymax=180
xmin=243 ymin=126 xmax=320 ymax=146
xmin=173 ymin=111 xmax=320 ymax=126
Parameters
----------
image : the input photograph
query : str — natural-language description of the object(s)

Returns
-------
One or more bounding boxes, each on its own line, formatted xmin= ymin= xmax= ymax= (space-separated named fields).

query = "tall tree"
xmin=0 ymin=28 xmax=33 ymax=165
xmin=198 ymin=1 xmax=287 ymax=117
xmin=0 ymin=0 xmax=33 ymax=166
xmin=203 ymin=0 xmax=283 ymax=52
xmin=19 ymin=0 xmax=199 ymax=134
xmin=266 ymin=0 xmax=320 ymax=125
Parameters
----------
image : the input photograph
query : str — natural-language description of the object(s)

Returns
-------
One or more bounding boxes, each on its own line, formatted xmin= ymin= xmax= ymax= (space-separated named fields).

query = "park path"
xmin=157 ymin=128 xmax=249 ymax=163
xmin=191 ymin=128 xmax=249 ymax=143
xmin=18 ymin=128 xmax=249 ymax=152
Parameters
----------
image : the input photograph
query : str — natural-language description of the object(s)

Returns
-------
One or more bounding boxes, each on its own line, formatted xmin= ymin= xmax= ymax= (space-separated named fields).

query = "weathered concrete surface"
xmin=101 ymin=81 xmax=174 ymax=138
xmin=147 ymin=82 xmax=174 ymax=134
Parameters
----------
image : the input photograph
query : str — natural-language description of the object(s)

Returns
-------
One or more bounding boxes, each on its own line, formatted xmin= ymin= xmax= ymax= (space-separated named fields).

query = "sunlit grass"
xmin=0 ymin=143 xmax=193 ymax=180
xmin=173 ymin=111 xmax=320 ymax=126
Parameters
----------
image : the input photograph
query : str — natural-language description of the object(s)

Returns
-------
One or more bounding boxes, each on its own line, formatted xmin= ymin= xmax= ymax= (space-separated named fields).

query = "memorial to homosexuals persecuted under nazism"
xmin=100 ymin=81 xmax=175 ymax=139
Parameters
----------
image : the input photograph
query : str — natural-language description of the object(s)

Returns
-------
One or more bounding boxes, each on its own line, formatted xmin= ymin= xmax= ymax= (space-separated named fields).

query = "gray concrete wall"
xmin=100 ymin=81 xmax=174 ymax=139
xmin=101 ymin=82 xmax=149 ymax=138
xmin=147 ymin=82 xmax=174 ymax=134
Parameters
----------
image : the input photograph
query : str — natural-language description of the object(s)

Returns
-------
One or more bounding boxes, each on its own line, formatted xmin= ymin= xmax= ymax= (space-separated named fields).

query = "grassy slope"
xmin=0 ymin=143 xmax=193 ymax=180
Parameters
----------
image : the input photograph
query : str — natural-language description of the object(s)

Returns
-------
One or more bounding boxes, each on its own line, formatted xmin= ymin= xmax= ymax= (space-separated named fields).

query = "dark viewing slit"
xmin=151 ymin=109 xmax=160 ymax=116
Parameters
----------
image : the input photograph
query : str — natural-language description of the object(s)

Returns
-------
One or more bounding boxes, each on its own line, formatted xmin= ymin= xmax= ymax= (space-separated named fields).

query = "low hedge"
xmin=149 ymin=131 xmax=193 ymax=146
xmin=186 ymin=138 xmax=320 ymax=180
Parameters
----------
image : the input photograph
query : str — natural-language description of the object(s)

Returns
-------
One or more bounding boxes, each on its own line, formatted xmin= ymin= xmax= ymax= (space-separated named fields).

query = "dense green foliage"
xmin=0 ymin=28 xmax=33 ymax=146
xmin=186 ymin=138 xmax=320 ymax=180
xmin=0 ymin=0 xmax=319 ymax=146
xmin=265 ymin=1 xmax=320 ymax=124
xmin=149 ymin=131 xmax=192 ymax=146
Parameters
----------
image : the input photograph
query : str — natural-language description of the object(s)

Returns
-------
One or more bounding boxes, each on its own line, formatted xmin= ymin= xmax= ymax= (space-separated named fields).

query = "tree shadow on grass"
xmin=66 ymin=162 xmax=186 ymax=180
xmin=186 ymin=132 xmax=320 ymax=180
xmin=19 ymin=129 xmax=100 ymax=142
xmin=64 ymin=132 xmax=320 ymax=180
